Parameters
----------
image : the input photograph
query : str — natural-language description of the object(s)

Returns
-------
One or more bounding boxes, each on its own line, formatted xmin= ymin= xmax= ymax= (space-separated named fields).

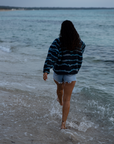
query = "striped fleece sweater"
xmin=43 ymin=38 xmax=86 ymax=75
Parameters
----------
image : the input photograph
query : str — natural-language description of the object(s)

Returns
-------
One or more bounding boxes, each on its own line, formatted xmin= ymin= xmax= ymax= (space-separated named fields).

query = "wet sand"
xmin=0 ymin=80 xmax=113 ymax=144
xmin=0 ymin=88 xmax=80 ymax=144
xmin=1 ymin=86 xmax=114 ymax=144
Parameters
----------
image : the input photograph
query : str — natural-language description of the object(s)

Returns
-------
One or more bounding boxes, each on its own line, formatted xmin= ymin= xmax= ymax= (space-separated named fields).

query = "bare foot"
xmin=57 ymin=98 xmax=63 ymax=106
xmin=61 ymin=121 xmax=67 ymax=129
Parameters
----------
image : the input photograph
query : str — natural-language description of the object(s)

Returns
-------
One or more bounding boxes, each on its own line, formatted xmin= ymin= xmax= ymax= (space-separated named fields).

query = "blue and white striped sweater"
xmin=43 ymin=38 xmax=86 ymax=75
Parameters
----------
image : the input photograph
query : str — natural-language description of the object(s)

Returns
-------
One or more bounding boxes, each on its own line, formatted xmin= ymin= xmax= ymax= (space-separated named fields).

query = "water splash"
xmin=0 ymin=45 xmax=11 ymax=53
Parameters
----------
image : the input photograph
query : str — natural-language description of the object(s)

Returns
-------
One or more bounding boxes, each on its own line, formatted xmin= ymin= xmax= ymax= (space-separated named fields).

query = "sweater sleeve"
xmin=80 ymin=40 xmax=86 ymax=54
xmin=78 ymin=40 xmax=86 ymax=70
xmin=43 ymin=38 xmax=60 ymax=74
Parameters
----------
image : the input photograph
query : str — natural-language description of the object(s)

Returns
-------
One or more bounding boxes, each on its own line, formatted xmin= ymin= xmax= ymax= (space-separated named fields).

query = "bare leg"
xmin=61 ymin=81 xmax=76 ymax=129
xmin=54 ymin=80 xmax=64 ymax=106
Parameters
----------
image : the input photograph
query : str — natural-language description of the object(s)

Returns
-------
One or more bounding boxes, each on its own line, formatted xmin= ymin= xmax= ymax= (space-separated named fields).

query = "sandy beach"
xmin=1 ymin=85 xmax=113 ymax=144
xmin=0 ymin=87 xmax=81 ymax=144
xmin=0 ymin=9 xmax=16 ymax=11
xmin=0 ymin=9 xmax=25 ymax=11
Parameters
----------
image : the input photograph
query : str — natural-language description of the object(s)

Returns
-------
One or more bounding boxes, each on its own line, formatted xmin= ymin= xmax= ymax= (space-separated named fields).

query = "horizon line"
xmin=0 ymin=6 xmax=114 ymax=9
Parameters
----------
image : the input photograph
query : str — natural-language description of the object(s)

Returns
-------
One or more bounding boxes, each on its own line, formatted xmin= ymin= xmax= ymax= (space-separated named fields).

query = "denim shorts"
xmin=53 ymin=72 xmax=76 ymax=84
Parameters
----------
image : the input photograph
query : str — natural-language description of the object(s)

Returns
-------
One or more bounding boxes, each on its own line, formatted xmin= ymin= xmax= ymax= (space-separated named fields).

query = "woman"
xmin=43 ymin=20 xmax=86 ymax=129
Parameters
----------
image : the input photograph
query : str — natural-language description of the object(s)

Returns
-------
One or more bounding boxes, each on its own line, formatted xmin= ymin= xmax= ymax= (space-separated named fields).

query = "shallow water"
xmin=0 ymin=9 xmax=114 ymax=144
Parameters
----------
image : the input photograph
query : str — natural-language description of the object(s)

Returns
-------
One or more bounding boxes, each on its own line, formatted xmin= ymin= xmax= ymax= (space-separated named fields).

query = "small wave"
xmin=88 ymin=58 xmax=114 ymax=65
xmin=109 ymin=117 xmax=114 ymax=123
xmin=104 ymin=60 xmax=114 ymax=63
xmin=0 ymin=45 xmax=11 ymax=53
xmin=78 ymin=121 xmax=94 ymax=132
xmin=0 ymin=39 xmax=4 ymax=43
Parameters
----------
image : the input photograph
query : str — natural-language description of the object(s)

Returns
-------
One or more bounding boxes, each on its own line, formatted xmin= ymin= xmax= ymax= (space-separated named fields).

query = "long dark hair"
xmin=59 ymin=20 xmax=81 ymax=50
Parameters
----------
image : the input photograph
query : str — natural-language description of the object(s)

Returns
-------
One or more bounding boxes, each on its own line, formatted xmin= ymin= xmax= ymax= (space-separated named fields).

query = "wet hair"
xmin=59 ymin=20 xmax=81 ymax=50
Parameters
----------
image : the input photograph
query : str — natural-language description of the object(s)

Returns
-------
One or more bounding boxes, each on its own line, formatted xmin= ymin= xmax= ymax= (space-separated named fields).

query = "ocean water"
xmin=0 ymin=9 xmax=114 ymax=144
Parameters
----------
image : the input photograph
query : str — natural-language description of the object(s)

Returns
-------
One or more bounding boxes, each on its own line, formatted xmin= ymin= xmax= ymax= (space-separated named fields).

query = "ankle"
xmin=62 ymin=120 xmax=66 ymax=124
xmin=61 ymin=121 xmax=66 ymax=129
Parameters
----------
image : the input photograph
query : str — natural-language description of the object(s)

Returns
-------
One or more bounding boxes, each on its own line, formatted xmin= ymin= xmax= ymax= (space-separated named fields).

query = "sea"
xmin=0 ymin=9 xmax=114 ymax=144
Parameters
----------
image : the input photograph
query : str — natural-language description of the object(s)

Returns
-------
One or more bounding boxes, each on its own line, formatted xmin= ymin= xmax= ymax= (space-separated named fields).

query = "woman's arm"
xmin=43 ymin=38 xmax=60 ymax=74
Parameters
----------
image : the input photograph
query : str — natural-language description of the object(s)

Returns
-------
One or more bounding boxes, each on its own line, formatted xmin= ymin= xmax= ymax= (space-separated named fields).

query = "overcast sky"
xmin=0 ymin=0 xmax=114 ymax=8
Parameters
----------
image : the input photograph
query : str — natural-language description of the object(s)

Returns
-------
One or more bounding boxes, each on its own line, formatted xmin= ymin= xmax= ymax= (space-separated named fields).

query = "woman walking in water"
xmin=43 ymin=20 xmax=86 ymax=129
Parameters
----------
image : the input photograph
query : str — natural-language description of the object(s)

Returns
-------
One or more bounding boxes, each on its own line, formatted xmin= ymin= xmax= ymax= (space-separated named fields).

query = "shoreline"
xmin=0 ymin=9 xmax=24 ymax=11
xmin=0 ymin=7 xmax=114 ymax=11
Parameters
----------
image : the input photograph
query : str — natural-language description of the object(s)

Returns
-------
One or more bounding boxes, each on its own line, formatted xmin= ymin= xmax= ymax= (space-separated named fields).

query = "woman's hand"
xmin=43 ymin=73 xmax=48 ymax=81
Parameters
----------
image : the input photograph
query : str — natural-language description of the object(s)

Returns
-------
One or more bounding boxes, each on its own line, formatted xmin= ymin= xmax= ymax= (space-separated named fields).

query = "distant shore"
xmin=0 ymin=9 xmax=16 ymax=11
xmin=0 ymin=9 xmax=23 ymax=11
xmin=0 ymin=6 xmax=114 ymax=11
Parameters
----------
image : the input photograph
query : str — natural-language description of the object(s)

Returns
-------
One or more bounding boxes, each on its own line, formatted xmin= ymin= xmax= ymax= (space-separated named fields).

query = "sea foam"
xmin=0 ymin=45 xmax=11 ymax=53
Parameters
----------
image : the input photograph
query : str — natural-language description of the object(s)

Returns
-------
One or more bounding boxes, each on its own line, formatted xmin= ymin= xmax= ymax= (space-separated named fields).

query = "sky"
xmin=0 ymin=0 xmax=114 ymax=8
